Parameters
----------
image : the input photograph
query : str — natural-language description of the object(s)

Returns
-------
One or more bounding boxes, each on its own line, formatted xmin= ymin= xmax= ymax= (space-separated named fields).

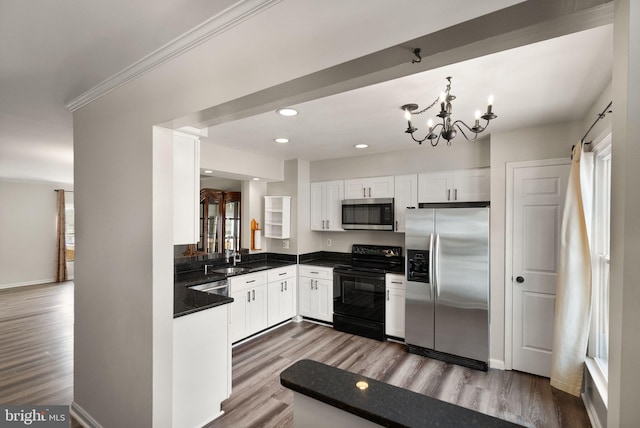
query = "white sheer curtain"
xmin=550 ymin=143 xmax=593 ymax=396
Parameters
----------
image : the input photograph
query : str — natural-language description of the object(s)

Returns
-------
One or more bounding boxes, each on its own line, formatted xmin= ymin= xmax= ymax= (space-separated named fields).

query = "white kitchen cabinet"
xmin=344 ymin=176 xmax=394 ymax=199
xmin=394 ymin=174 xmax=418 ymax=233
xmin=173 ymin=132 xmax=200 ymax=244
xmin=267 ymin=265 xmax=297 ymax=326
xmin=173 ymin=304 xmax=230 ymax=427
xmin=310 ymin=181 xmax=344 ymax=231
xmin=264 ymin=196 xmax=291 ymax=239
xmin=229 ymin=271 xmax=268 ymax=343
xmin=298 ymin=265 xmax=333 ymax=323
xmin=418 ymin=168 xmax=489 ymax=203
xmin=385 ymin=274 xmax=406 ymax=339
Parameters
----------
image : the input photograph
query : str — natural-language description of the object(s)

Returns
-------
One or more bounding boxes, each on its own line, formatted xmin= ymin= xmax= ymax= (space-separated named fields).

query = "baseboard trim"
xmin=70 ymin=402 xmax=104 ymax=428
xmin=489 ymin=358 xmax=506 ymax=370
xmin=0 ymin=279 xmax=56 ymax=290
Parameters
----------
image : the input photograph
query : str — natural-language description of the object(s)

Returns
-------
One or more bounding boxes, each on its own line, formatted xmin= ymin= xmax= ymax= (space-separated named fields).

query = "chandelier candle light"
xmin=401 ymin=77 xmax=497 ymax=146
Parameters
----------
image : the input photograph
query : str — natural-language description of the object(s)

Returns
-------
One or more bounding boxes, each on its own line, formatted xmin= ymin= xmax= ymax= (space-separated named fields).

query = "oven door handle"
xmin=334 ymin=268 xmax=385 ymax=280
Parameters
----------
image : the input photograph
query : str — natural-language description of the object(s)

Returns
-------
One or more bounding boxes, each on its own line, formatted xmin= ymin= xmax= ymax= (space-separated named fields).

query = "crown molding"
xmin=65 ymin=0 xmax=282 ymax=112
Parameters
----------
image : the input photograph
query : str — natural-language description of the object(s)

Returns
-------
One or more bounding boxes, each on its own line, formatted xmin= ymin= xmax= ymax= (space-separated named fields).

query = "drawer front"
xmin=267 ymin=265 xmax=297 ymax=282
xmin=229 ymin=271 xmax=267 ymax=292
xmin=298 ymin=265 xmax=332 ymax=279
xmin=385 ymin=273 xmax=406 ymax=290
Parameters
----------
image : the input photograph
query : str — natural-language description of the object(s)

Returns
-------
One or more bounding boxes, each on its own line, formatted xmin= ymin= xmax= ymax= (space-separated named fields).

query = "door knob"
xmin=516 ymin=276 xmax=525 ymax=283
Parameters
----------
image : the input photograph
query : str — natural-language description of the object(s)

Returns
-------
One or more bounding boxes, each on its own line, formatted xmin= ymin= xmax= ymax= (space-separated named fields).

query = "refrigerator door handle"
xmin=428 ymin=233 xmax=434 ymax=300
xmin=434 ymin=233 xmax=441 ymax=298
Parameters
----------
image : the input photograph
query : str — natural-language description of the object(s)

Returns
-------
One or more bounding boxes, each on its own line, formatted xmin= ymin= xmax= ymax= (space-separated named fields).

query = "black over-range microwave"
xmin=341 ymin=198 xmax=394 ymax=230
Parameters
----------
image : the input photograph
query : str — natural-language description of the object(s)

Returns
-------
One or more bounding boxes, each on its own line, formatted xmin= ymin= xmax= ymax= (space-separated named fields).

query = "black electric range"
xmin=333 ymin=244 xmax=403 ymax=341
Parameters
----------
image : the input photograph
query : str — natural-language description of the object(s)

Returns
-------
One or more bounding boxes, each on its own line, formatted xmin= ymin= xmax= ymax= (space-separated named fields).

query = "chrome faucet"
xmin=204 ymin=264 xmax=214 ymax=274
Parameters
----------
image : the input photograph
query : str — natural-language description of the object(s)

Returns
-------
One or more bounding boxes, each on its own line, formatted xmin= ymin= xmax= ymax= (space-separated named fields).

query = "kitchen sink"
xmin=211 ymin=266 xmax=250 ymax=275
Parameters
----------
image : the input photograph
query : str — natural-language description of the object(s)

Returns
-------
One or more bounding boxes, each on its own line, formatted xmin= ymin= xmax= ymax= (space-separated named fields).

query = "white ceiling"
xmin=0 ymin=1 xmax=612 ymax=185
xmin=203 ymin=25 xmax=613 ymax=163
xmin=0 ymin=0 xmax=237 ymax=184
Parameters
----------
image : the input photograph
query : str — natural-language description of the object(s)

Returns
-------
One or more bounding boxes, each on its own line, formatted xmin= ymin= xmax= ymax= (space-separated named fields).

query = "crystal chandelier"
xmin=401 ymin=76 xmax=497 ymax=146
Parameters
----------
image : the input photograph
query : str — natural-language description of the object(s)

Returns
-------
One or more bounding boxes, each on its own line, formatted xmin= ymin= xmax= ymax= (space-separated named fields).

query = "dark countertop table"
xmin=280 ymin=359 xmax=524 ymax=428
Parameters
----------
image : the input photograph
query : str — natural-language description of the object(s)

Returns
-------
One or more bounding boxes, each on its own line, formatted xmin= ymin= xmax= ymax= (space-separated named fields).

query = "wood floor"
xmin=0 ymin=281 xmax=74 ymax=405
xmin=211 ymin=322 xmax=591 ymax=428
xmin=0 ymin=282 xmax=590 ymax=428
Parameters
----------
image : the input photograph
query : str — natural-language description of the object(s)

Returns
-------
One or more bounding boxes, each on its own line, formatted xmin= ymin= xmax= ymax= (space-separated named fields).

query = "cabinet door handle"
xmin=246 ymin=279 xmax=256 ymax=284
xmin=281 ymin=282 xmax=284 ymax=292
xmin=279 ymin=272 xmax=287 ymax=276
xmin=363 ymin=188 xmax=366 ymax=198
xmin=391 ymin=281 xmax=403 ymax=285
xmin=387 ymin=290 xmax=390 ymax=301
xmin=310 ymin=280 xmax=314 ymax=290
xmin=454 ymin=188 xmax=458 ymax=200
xmin=252 ymin=290 xmax=255 ymax=301
xmin=368 ymin=187 xmax=371 ymax=198
xmin=395 ymin=220 xmax=398 ymax=231
xmin=447 ymin=189 xmax=451 ymax=201
xmin=327 ymin=220 xmax=330 ymax=229
xmin=284 ymin=280 xmax=288 ymax=291
xmin=247 ymin=291 xmax=250 ymax=302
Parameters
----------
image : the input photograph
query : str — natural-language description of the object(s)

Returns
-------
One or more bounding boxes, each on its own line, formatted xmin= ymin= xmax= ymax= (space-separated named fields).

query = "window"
xmin=589 ymin=134 xmax=611 ymax=379
xmin=65 ymin=192 xmax=75 ymax=262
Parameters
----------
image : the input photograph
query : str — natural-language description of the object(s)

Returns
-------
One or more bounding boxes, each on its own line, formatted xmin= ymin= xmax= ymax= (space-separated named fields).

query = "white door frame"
xmin=504 ymin=157 xmax=570 ymax=370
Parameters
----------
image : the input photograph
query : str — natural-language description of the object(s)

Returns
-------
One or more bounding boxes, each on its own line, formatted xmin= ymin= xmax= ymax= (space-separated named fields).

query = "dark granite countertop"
xmin=174 ymin=255 xmax=297 ymax=318
xmin=174 ymin=259 xmax=295 ymax=288
xmin=174 ymin=286 xmax=233 ymax=318
xmin=280 ymin=360 xmax=524 ymax=428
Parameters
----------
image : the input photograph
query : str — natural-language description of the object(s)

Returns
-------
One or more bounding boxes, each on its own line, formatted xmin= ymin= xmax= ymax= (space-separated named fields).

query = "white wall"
xmin=608 ymin=1 xmax=640 ymax=425
xmin=0 ymin=180 xmax=72 ymax=288
xmin=311 ymin=138 xmax=489 ymax=182
xmin=489 ymin=121 xmax=581 ymax=368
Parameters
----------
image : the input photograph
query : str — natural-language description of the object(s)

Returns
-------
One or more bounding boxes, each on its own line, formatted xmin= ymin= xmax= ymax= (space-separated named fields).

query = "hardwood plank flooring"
xmin=0 ymin=282 xmax=590 ymax=428
xmin=0 ymin=281 xmax=74 ymax=405
xmin=210 ymin=322 xmax=591 ymax=428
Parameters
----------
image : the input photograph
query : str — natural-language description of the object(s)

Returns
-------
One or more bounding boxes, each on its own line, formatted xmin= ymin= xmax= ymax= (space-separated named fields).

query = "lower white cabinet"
xmin=267 ymin=265 xmax=297 ymax=326
xmin=229 ymin=271 xmax=268 ymax=343
xmin=173 ymin=304 xmax=230 ymax=428
xmin=298 ymin=265 xmax=333 ymax=323
xmin=385 ymin=274 xmax=406 ymax=339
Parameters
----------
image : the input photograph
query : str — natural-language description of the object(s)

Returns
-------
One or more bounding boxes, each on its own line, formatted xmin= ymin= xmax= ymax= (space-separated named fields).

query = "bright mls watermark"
xmin=0 ymin=406 xmax=68 ymax=427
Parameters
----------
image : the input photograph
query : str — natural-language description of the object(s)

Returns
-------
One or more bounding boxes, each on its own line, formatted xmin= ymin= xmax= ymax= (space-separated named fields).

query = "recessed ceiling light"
xmin=251 ymin=177 xmax=260 ymax=181
xmin=276 ymin=108 xmax=298 ymax=117
xmin=354 ymin=144 xmax=369 ymax=149
xmin=274 ymin=138 xmax=289 ymax=144
xmin=203 ymin=169 xmax=213 ymax=174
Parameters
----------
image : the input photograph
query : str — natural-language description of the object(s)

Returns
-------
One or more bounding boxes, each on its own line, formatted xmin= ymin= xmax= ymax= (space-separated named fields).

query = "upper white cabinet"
xmin=310 ymin=181 xmax=344 ymax=231
xmin=173 ymin=133 xmax=200 ymax=244
xmin=418 ymin=168 xmax=489 ymax=203
xmin=344 ymin=176 xmax=394 ymax=199
xmin=393 ymin=174 xmax=418 ymax=233
xmin=264 ymin=196 xmax=291 ymax=239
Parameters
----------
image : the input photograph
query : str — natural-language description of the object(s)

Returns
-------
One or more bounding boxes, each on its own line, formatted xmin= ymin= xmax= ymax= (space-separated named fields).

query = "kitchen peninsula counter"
xmin=281 ymin=359 xmax=524 ymax=428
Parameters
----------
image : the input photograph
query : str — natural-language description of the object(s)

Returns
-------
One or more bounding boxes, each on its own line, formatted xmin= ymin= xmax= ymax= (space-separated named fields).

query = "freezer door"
xmin=434 ymin=207 xmax=489 ymax=363
xmin=404 ymin=209 xmax=435 ymax=349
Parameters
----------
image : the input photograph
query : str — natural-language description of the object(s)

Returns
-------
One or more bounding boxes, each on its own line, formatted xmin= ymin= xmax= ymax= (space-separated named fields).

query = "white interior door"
xmin=511 ymin=161 xmax=569 ymax=377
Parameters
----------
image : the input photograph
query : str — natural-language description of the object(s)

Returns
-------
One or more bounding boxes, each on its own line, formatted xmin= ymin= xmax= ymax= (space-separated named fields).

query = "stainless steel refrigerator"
xmin=405 ymin=204 xmax=489 ymax=370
